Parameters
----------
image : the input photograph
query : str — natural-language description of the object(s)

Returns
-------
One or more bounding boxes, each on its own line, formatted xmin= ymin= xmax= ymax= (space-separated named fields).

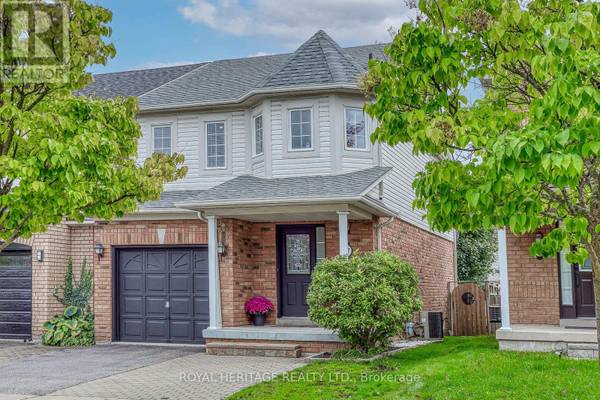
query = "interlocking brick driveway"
xmin=0 ymin=341 xmax=304 ymax=400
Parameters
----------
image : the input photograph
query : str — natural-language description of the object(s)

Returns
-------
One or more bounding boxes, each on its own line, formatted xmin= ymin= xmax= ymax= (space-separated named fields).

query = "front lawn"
xmin=230 ymin=336 xmax=599 ymax=399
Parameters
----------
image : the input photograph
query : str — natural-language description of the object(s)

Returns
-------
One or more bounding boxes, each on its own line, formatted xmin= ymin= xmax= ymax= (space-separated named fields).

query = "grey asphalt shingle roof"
xmin=78 ymin=63 xmax=207 ymax=99
xmin=138 ymin=189 xmax=205 ymax=210
xmin=79 ymin=31 xmax=387 ymax=110
xmin=173 ymin=166 xmax=391 ymax=206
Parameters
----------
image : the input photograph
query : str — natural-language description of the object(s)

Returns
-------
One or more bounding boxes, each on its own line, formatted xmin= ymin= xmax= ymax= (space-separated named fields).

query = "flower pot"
xmin=252 ymin=313 xmax=266 ymax=326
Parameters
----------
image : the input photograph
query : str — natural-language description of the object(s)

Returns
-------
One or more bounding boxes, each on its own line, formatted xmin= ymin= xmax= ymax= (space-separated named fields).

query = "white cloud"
xmin=177 ymin=0 xmax=416 ymax=48
xmin=247 ymin=51 xmax=274 ymax=57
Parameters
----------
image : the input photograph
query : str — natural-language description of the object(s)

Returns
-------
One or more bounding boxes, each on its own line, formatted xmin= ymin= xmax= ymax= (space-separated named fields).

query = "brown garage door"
xmin=0 ymin=244 xmax=32 ymax=340
xmin=116 ymin=247 xmax=209 ymax=344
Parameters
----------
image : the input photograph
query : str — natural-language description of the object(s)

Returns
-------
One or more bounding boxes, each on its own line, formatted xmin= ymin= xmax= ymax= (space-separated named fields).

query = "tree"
xmin=0 ymin=0 xmax=186 ymax=250
xmin=362 ymin=0 xmax=600 ymax=360
xmin=457 ymin=229 xmax=498 ymax=282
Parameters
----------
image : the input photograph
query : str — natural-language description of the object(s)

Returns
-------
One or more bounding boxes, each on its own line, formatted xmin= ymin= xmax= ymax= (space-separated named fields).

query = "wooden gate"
xmin=450 ymin=283 xmax=488 ymax=336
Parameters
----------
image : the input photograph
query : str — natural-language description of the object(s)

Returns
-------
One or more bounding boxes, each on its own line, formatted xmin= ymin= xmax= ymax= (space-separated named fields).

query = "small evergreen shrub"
xmin=53 ymin=257 xmax=93 ymax=310
xmin=307 ymin=251 xmax=421 ymax=353
xmin=42 ymin=306 xmax=95 ymax=346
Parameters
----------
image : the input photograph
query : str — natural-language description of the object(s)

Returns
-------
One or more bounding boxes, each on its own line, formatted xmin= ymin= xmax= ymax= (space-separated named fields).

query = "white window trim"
xmin=252 ymin=113 xmax=264 ymax=157
xmin=205 ymin=120 xmax=227 ymax=170
xmin=288 ymin=107 xmax=314 ymax=152
xmin=151 ymin=124 xmax=174 ymax=155
xmin=343 ymin=107 xmax=369 ymax=152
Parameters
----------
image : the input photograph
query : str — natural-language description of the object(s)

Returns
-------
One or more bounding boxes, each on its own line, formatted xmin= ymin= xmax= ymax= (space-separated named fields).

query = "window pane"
xmin=301 ymin=109 xmax=311 ymax=122
xmin=206 ymin=122 xmax=225 ymax=167
xmin=291 ymin=136 xmax=301 ymax=149
xmin=291 ymin=110 xmax=300 ymax=123
xmin=316 ymin=227 xmax=325 ymax=263
xmin=153 ymin=126 xmax=171 ymax=155
xmin=345 ymin=109 xmax=366 ymax=149
xmin=291 ymin=123 xmax=301 ymax=137
xmin=301 ymin=135 xmax=311 ymax=148
xmin=301 ymin=122 xmax=311 ymax=137
xmin=560 ymin=252 xmax=573 ymax=306
xmin=286 ymin=234 xmax=310 ymax=274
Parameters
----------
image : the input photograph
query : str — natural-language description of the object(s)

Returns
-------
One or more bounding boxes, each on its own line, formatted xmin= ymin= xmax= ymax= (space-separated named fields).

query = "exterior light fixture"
xmin=36 ymin=249 xmax=44 ymax=262
xmin=94 ymin=243 xmax=105 ymax=258
xmin=217 ymin=242 xmax=227 ymax=256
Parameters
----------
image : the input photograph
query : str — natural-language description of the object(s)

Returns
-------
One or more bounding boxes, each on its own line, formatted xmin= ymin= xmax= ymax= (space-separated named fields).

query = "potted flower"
xmin=244 ymin=295 xmax=274 ymax=326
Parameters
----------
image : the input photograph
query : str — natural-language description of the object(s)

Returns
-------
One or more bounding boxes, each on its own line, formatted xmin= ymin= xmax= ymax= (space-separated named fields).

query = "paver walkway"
xmin=0 ymin=342 xmax=304 ymax=400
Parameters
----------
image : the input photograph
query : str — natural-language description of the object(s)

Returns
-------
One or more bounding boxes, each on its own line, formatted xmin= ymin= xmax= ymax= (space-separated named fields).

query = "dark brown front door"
xmin=278 ymin=225 xmax=317 ymax=317
xmin=575 ymin=260 xmax=595 ymax=317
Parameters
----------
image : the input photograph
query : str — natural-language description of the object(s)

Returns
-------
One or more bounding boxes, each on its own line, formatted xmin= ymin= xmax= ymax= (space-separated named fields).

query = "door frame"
xmin=276 ymin=224 xmax=322 ymax=318
xmin=111 ymin=245 xmax=207 ymax=342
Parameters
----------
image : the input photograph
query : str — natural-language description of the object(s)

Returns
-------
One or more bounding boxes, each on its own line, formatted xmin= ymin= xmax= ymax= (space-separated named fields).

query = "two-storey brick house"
xmin=0 ymin=31 xmax=456 ymax=354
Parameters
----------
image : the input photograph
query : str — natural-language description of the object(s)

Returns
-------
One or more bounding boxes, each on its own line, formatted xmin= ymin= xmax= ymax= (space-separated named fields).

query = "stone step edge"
xmin=206 ymin=342 xmax=301 ymax=351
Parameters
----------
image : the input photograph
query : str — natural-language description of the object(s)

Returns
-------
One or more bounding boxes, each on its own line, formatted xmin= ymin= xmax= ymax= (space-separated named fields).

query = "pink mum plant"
xmin=244 ymin=295 xmax=274 ymax=315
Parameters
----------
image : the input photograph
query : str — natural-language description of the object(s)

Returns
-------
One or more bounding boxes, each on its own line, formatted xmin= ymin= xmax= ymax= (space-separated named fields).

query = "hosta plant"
xmin=42 ymin=306 xmax=95 ymax=347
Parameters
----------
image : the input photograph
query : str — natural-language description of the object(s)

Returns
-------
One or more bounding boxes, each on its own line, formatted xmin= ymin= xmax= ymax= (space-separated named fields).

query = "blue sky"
xmin=90 ymin=0 xmax=416 ymax=74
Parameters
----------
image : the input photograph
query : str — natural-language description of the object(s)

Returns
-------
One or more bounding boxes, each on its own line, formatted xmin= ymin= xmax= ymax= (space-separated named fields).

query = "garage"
xmin=0 ymin=243 xmax=32 ymax=340
xmin=115 ymin=247 xmax=209 ymax=344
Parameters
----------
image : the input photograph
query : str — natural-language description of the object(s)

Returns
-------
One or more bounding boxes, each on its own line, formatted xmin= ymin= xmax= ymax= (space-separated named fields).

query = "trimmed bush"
xmin=307 ymin=251 xmax=421 ymax=353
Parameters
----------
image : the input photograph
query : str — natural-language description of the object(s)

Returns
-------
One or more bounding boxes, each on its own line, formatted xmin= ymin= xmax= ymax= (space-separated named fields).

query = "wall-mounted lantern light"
xmin=36 ymin=249 xmax=44 ymax=262
xmin=94 ymin=243 xmax=105 ymax=258
xmin=217 ymin=242 xmax=227 ymax=256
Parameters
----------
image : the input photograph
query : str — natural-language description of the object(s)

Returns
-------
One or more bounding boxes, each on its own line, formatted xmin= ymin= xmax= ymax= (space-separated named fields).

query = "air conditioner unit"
xmin=420 ymin=311 xmax=444 ymax=339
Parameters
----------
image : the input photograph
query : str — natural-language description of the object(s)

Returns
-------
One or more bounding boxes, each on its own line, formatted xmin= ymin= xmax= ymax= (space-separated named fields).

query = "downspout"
xmin=197 ymin=211 xmax=208 ymax=222
xmin=376 ymin=216 xmax=395 ymax=250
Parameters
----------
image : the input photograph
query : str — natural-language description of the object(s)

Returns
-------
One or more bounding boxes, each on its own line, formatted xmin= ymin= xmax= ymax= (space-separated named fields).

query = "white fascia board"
xmin=175 ymin=196 xmax=362 ymax=209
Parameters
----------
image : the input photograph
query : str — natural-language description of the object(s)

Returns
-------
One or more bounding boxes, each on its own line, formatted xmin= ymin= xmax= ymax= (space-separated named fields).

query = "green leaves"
xmin=364 ymin=0 xmax=600 ymax=262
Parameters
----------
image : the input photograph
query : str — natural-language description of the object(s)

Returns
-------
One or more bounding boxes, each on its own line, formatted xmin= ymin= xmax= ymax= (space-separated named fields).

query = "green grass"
xmin=229 ymin=336 xmax=600 ymax=400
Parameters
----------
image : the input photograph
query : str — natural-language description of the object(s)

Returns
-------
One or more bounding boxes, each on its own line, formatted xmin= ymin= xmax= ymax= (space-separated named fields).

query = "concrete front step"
xmin=206 ymin=342 xmax=302 ymax=358
xmin=276 ymin=317 xmax=317 ymax=327
xmin=567 ymin=343 xmax=599 ymax=359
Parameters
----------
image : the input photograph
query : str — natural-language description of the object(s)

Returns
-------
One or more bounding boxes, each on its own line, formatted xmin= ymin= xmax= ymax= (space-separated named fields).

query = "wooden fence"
xmin=448 ymin=281 xmax=501 ymax=336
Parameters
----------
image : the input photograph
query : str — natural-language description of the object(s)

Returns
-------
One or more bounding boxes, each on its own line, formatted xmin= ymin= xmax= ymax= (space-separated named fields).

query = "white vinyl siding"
xmin=289 ymin=109 xmax=312 ymax=150
xmin=344 ymin=107 xmax=367 ymax=150
xmin=253 ymin=114 xmax=263 ymax=156
xmin=206 ymin=121 xmax=226 ymax=169
xmin=153 ymin=126 xmax=172 ymax=155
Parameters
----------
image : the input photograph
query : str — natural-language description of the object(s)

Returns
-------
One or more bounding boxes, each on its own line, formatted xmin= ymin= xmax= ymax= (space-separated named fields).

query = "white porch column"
xmin=207 ymin=216 xmax=222 ymax=329
xmin=337 ymin=211 xmax=350 ymax=256
xmin=498 ymin=228 xmax=511 ymax=330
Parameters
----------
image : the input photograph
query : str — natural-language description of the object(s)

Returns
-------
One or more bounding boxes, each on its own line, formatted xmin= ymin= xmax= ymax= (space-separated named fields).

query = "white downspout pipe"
xmin=207 ymin=215 xmax=222 ymax=329
xmin=498 ymin=228 xmax=511 ymax=330
xmin=376 ymin=216 xmax=395 ymax=250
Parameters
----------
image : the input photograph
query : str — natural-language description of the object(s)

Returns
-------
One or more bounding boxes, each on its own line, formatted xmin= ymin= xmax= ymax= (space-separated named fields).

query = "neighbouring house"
xmin=496 ymin=229 xmax=597 ymax=359
xmin=0 ymin=31 xmax=456 ymax=355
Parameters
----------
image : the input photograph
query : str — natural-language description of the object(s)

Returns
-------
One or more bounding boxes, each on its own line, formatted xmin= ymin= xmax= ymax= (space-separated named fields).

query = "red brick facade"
xmin=380 ymin=218 xmax=456 ymax=318
xmin=506 ymin=231 xmax=560 ymax=325
xmin=28 ymin=216 xmax=454 ymax=343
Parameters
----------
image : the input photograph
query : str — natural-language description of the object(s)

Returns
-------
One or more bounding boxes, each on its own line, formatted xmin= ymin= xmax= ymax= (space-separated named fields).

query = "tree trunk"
xmin=587 ymin=237 xmax=600 ymax=366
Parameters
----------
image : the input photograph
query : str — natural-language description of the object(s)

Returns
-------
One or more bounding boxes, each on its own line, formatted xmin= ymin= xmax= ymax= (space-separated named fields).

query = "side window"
xmin=206 ymin=121 xmax=226 ymax=168
xmin=253 ymin=114 xmax=263 ymax=156
xmin=345 ymin=108 xmax=366 ymax=150
xmin=289 ymin=109 xmax=312 ymax=150
xmin=153 ymin=126 xmax=172 ymax=155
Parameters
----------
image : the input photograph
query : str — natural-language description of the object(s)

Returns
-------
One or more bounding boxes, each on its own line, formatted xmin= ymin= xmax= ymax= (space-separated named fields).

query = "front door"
xmin=278 ymin=225 xmax=317 ymax=317
xmin=575 ymin=259 xmax=595 ymax=317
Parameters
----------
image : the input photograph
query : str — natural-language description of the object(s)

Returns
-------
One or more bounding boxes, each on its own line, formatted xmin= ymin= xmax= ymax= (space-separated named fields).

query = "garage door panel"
xmin=170 ymin=320 xmax=193 ymax=342
xmin=119 ymin=251 xmax=143 ymax=272
xmin=146 ymin=274 xmax=168 ymax=292
xmin=170 ymin=251 xmax=191 ymax=272
xmin=121 ymin=319 xmax=144 ymax=340
xmin=146 ymin=319 xmax=169 ymax=341
xmin=121 ymin=296 xmax=144 ymax=316
xmin=171 ymin=274 xmax=192 ymax=292
xmin=0 ymin=269 xmax=31 ymax=279
xmin=170 ymin=296 xmax=192 ymax=318
xmin=146 ymin=297 xmax=168 ymax=317
xmin=121 ymin=274 xmax=143 ymax=292
xmin=0 ymin=289 xmax=31 ymax=300
xmin=146 ymin=252 xmax=167 ymax=272
xmin=0 ymin=311 xmax=31 ymax=323
xmin=0 ymin=277 xmax=32 ymax=289
xmin=117 ymin=247 xmax=208 ymax=344
xmin=0 ymin=300 xmax=30 ymax=312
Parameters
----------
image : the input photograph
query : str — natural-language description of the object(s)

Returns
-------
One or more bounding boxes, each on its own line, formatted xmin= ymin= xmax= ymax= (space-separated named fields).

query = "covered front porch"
xmin=169 ymin=169 xmax=394 ymax=355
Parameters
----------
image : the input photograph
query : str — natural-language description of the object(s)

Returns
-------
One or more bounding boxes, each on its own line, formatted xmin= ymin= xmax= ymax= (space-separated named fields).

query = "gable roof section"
xmin=262 ymin=30 xmax=364 ymax=87
xmin=174 ymin=166 xmax=391 ymax=207
xmin=78 ymin=63 xmax=207 ymax=99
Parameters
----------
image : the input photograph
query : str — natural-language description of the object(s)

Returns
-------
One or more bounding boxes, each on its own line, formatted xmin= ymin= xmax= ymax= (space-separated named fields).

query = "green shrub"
xmin=53 ymin=257 xmax=93 ymax=310
xmin=307 ymin=251 xmax=421 ymax=353
xmin=42 ymin=306 xmax=95 ymax=346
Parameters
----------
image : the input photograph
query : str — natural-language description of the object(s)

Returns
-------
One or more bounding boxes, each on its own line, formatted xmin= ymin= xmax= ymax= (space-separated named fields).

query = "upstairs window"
xmin=153 ymin=126 xmax=172 ymax=155
xmin=253 ymin=114 xmax=263 ymax=156
xmin=345 ymin=108 xmax=366 ymax=150
xmin=289 ymin=109 xmax=312 ymax=150
xmin=206 ymin=121 xmax=226 ymax=168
